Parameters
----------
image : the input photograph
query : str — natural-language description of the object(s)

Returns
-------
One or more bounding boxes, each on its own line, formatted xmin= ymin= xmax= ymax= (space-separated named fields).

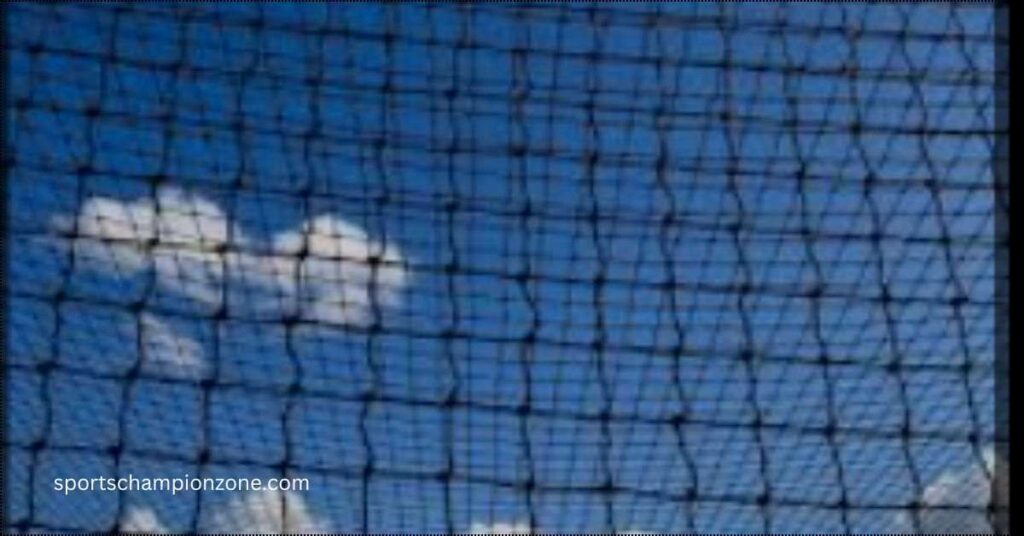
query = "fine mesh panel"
xmin=4 ymin=2 xmax=1007 ymax=534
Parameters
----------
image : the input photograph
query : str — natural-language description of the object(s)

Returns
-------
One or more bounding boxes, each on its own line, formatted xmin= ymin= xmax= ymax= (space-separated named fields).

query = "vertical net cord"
xmin=718 ymin=4 xmax=771 ymax=533
xmin=845 ymin=8 xmax=924 ymax=533
xmin=902 ymin=9 xmax=992 ymax=532
xmin=783 ymin=6 xmax=852 ymax=534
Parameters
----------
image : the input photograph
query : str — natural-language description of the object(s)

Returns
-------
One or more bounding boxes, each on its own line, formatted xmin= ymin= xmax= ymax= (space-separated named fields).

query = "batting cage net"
xmin=4 ymin=2 xmax=1007 ymax=534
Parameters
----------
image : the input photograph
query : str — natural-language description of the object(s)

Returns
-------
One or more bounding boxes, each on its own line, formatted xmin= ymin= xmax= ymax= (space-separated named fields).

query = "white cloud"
xmin=886 ymin=446 xmax=1004 ymax=534
xmin=139 ymin=312 xmax=212 ymax=381
xmin=73 ymin=237 xmax=151 ymax=277
xmin=120 ymin=489 xmax=328 ymax=534
xmin=916 ymin=447 xmax=1002 ymax=535
xmin=61 ymin=187 xmax=409 ymax=330
xmin=154 ymin=187 xmax=233 ymax=248
xmin=120 ymin=506 xmax=166 ymax=533
xmin=469 ymin=522 xmax=533 ymax=534
xmin=290 ymin=215 xmax=408 ymax=326
xmin=76 ymin=186 xmax=236 ymax=248
xmin=225 ymin=252 xmax=298 ymax=319
xmin=152 ymin=247 xmax=225 ymax=312
xmin=77 ymin=195 xmax=157 ymax=242
xmin=467 ymin=522 xmax=656 ymax=534
xmin=199 ymin=489 xmax=329 ymax=534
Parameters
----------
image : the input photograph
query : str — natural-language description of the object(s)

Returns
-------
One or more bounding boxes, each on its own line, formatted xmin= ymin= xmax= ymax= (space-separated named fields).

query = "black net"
xmin=3 ymin=2 xmax=1008 ymax=534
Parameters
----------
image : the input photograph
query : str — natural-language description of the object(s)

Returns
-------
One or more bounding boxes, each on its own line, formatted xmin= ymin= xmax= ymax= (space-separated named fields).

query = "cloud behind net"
xmin=18 ymin=187 xmax=1002 ymax=535
xmin=67 ymin=185 xmax=408 ymax=329
xmin=6 ymin=2 xmax=1001 ymax=533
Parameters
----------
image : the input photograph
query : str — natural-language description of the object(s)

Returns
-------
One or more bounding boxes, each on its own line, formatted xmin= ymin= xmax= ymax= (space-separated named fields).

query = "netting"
xmin=3 ymin=2 xmax=1008 ymax=534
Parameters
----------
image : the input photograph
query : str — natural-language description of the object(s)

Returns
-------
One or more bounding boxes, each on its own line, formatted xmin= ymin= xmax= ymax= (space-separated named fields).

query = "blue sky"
xmin=5 ymin=2 xmax=1000 ymax=534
